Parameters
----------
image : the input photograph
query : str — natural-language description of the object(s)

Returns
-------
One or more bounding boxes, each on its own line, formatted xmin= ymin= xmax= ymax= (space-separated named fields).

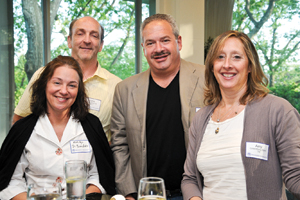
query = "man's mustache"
xmin=151 ymin=51 xmax=171 ymax=59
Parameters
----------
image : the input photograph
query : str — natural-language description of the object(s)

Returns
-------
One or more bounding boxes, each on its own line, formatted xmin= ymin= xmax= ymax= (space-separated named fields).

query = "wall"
xmin=156 ymin=0 xmax=205 ymax=65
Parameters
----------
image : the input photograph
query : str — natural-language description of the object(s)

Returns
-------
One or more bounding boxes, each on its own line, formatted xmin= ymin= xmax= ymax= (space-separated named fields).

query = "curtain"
xmin=205 ymin=0 xmax=235 ymax=41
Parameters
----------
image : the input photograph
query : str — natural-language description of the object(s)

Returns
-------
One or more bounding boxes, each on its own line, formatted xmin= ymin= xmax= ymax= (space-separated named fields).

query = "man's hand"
xmin=190 ymin=196 xmax=202 ymax=200
xmin=125 ymin=194 xmax=136 ymax=200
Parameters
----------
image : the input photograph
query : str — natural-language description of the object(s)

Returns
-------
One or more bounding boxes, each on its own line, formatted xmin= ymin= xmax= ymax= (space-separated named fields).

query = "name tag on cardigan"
xmin=70 ymin=140 xmax=91 ymax=153
xmin=246 ymin=142 xmax=269 ymax=161
xmin=89 ymin=97 xmax=101 ymax=111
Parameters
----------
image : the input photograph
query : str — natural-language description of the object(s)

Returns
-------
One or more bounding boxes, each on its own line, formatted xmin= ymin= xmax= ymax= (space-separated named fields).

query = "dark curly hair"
xmin=30 ymin=55 xmax=89 ymax=120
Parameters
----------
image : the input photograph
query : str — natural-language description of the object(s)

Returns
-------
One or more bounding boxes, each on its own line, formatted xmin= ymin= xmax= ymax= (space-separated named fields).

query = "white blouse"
xmin=0 ymin=114 xmax=105 ymax=200
xmin=196 ymin=109 xmax=247 ymax=200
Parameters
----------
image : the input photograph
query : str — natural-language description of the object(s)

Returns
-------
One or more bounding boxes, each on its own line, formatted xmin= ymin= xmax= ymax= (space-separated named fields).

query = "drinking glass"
xmin=27 ymin=183 xmax=62 ymax=200
xmin=65 ymin=160 xmax=87 ymax=200
xmin=138 ymin=177 xmax=166 ymax=200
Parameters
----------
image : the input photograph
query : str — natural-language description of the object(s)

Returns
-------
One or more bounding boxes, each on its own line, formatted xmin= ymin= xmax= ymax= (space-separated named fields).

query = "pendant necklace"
xmin=215 ymin=103 xmax=240 ymax=134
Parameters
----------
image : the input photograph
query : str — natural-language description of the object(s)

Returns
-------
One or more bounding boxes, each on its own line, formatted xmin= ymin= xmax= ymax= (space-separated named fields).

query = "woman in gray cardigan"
xmin=181 ymin=30 xmax=300 ymax=200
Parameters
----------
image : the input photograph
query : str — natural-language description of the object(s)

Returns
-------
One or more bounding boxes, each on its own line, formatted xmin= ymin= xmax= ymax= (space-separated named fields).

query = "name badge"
xmin=196 ymin=107 xmax=201 ymax=112
xmin=246 ymin=142 xmax=269 ymax=161
xmin=89 ymin=98 xmax=101 ymax=111
xmin=70 ymin=140 xmax=91 ymax=153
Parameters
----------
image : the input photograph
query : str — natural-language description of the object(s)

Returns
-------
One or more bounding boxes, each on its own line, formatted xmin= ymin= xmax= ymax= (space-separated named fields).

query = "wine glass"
xmin=138 ymin=177 xmax=166 ymax=200
xmin=27 ymin=183 xmax=62 ymax=200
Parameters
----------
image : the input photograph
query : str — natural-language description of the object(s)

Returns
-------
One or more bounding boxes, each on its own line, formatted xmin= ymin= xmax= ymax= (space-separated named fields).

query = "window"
xmin=13 ymin=0 xmax=152 ymax=106
xmin=0 ymin=0 xmax=152 ymax=144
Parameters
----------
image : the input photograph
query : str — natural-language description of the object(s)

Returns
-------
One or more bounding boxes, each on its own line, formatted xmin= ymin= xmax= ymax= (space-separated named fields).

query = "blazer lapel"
xmin=132 ymin=69 xmax=150 ymax=127
xmin=179 ymin=59 xmax=200 ymax=146
xmin=132 ymin=69 xmax=150 ymax=177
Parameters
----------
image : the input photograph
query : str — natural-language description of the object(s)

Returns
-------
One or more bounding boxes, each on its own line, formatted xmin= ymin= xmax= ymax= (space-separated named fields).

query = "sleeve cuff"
xmin=87 ymin=179 xmax=106 ymax=194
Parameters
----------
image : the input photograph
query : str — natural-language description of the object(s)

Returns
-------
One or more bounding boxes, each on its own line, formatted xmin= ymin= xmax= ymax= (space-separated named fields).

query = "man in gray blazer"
xmin=110 ymin=14 xmax=205 ymax=200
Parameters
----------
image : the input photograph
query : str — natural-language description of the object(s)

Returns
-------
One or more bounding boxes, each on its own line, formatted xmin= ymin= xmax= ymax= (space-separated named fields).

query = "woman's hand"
xmin=11 ymin=192 xmax=27 ymax=200
xmin=125 ymin=194 xmax=135 ymax=200
xmin=86 ymin=184 xmax=101 ymax=194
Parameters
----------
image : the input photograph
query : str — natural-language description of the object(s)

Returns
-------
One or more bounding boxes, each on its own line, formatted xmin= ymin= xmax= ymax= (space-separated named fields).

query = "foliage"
xmin=232 ymin=0 xmax=300 ymax=112
xmin=99 ymin=35 xmax=149 ymax=80
xmin=204 ymin=37 xmax=214 ymax=61
xmin=269 ymin=64 xmax=300 ymax=111
xmin=14 ymin=55 xmax=28 ymax=107
xmin=269 ymin=83 xmax=300 ymax=112
xmin=13 ymin=1 xmax=26 ymax=52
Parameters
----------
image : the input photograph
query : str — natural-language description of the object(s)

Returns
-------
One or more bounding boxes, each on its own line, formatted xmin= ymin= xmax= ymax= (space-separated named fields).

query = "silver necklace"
xmin=215 ymin=103 xmax=240 ymax=134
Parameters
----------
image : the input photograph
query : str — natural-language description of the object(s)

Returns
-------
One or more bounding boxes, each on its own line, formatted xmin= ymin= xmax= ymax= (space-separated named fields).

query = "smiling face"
xmin=67 ymin=16 xmax=103 ymax=62
xmin=141 ymin=20 xmax=182 ymax=76
xmin=213 ymin=37 xmax=250 ymax=95
xmin=46 ymin=65 xmax=79 ymax=116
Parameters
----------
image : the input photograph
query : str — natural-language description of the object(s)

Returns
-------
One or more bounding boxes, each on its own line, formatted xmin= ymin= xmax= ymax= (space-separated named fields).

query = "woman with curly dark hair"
xmin=30 ymin=55 xmax=89 ymax=121
xmin=0 ymin=55 xmax=116 ymax=199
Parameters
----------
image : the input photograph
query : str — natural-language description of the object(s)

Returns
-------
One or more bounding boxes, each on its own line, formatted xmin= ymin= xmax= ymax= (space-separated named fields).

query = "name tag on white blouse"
xmin=70 ymin=140 xmax=91 ymax=153
xmin=246 ymin=142 xmax=269 ymax=161
xmin=89 ymin=98 xmax=101 ymax=111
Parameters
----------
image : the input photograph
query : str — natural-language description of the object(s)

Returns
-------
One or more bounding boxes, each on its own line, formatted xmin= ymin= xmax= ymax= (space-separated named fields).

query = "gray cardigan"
xmin=181 ymin=94 xmax=300 ymax=200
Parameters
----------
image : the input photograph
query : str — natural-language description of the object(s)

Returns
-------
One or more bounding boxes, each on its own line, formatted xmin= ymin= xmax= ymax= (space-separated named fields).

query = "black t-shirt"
xmin=146 ymin=72 xmax=186 ymax=191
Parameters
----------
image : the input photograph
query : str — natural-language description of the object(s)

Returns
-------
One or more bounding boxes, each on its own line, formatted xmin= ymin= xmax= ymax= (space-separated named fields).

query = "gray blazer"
xmin=181 ymin=94 xmax=300 ymax=200
xmin=110 ymin=59 xmax=205 ymax=196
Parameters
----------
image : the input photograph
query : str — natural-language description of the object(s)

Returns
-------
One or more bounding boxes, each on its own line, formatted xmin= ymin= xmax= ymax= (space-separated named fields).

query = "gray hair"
xmin=141 ymin=13 xmax=179 ymax=42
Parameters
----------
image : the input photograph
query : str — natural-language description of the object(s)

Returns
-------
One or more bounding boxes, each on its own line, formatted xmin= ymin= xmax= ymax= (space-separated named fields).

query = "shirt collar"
xmin=34 ymin=114 xmax=83 ymax=146
xmin=85 ymin=63 xmax=109 ymax=81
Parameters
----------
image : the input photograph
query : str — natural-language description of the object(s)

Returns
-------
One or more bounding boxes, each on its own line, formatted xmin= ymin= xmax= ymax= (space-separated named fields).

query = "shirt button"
xmin=56 ymin=177 xmax=63 ymax=183
xmin=55 ymin=148 xmax=62 ymax=155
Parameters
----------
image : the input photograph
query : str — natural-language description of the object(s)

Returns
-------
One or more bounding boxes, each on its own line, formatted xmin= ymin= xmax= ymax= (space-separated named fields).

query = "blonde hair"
xmin=204 ymin=30 xmax=269 ymax=106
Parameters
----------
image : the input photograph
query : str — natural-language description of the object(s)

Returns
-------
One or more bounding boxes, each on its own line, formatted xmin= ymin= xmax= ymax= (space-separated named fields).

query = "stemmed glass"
xmin=138 ymin=177 xmax=166 ymax=200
